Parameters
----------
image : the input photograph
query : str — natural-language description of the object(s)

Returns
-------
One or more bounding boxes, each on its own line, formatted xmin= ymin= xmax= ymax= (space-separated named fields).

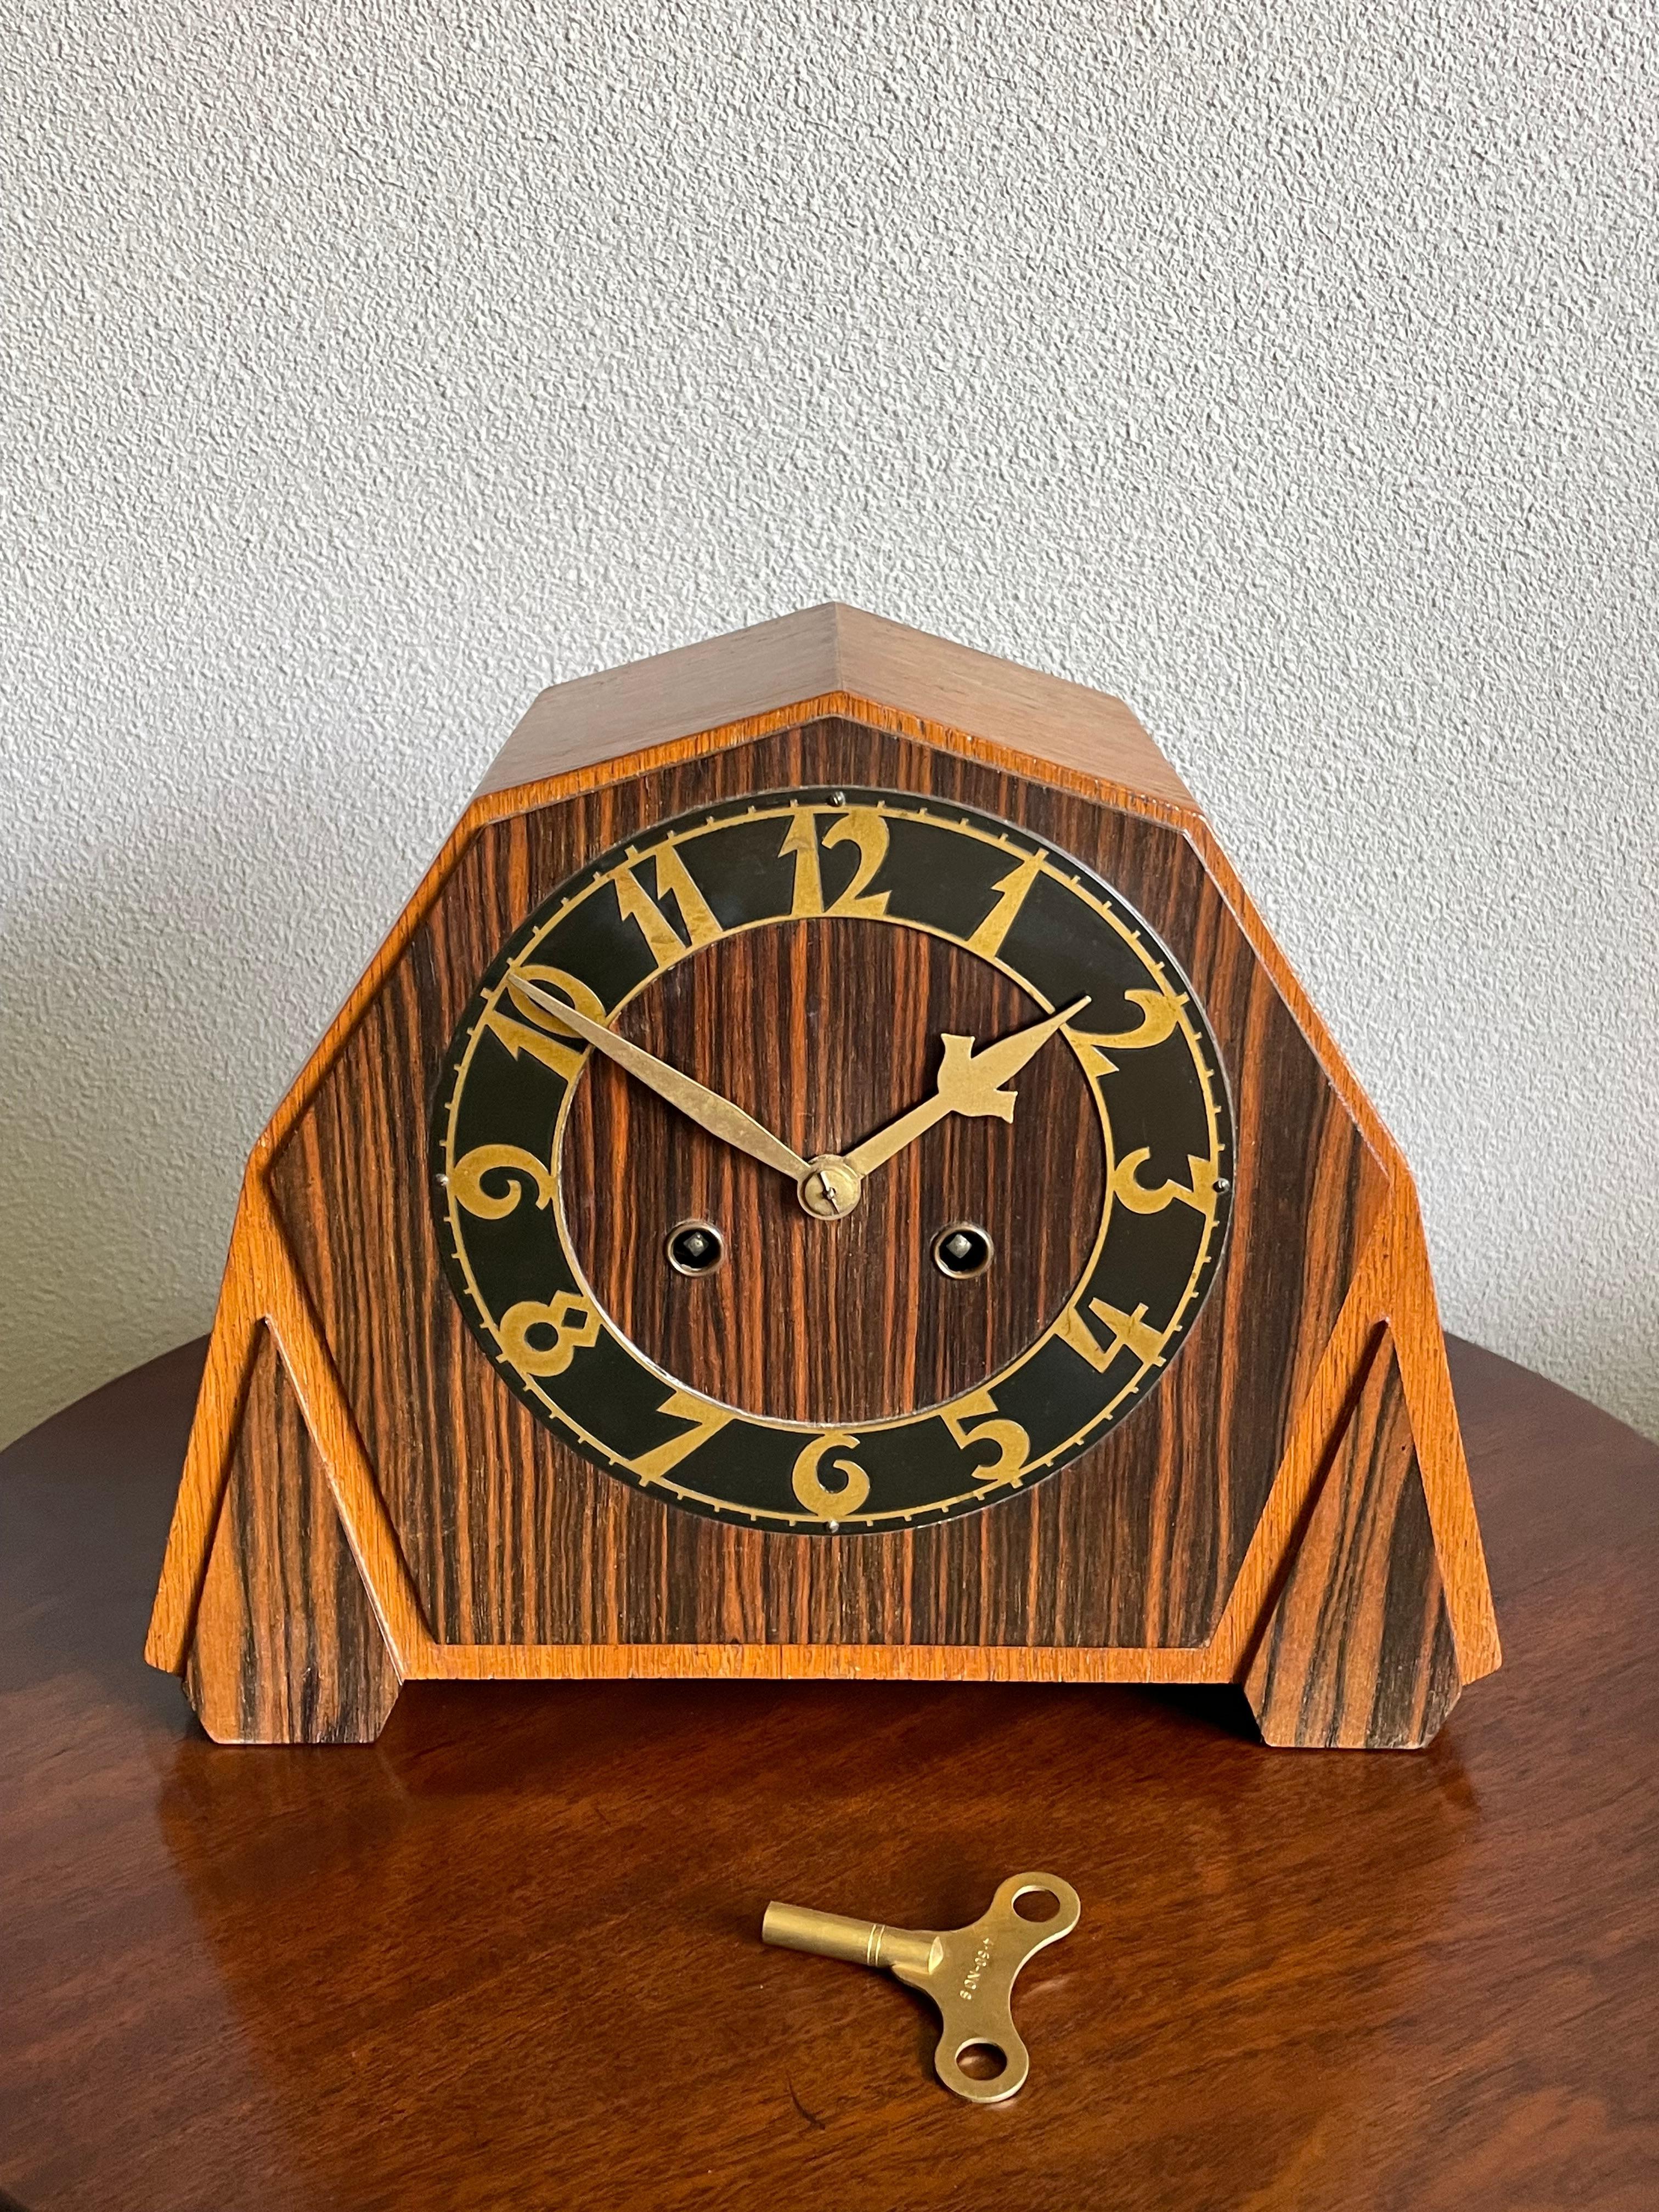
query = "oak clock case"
xmin=145 ymin=603 xmax=1500 ymax=1752
xmin=431 ymin=789 xmax=1233 ymax=1534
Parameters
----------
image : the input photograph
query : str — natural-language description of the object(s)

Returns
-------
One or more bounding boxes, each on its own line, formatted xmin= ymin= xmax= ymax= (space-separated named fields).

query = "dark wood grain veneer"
xmin=564 ymin=917 xmax=1106 ymax=1428
xmin=1246 ymin=1326 xmax=1460 ymax=1748
xmin=185 ymin=1328 xmax=398 ymax=1746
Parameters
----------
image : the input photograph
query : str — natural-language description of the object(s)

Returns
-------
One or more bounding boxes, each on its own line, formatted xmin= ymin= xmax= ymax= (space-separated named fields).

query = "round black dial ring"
xmin=432 ymin=787 xmax=1233 ymax=1533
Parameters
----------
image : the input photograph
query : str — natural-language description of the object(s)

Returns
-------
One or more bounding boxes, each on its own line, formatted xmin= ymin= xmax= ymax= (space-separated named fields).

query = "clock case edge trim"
xmin=144 ymin=680 xmax=1499 ymax=1740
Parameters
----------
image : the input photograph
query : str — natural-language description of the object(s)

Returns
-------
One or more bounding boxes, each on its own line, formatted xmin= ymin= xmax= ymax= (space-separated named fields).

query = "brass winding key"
xmin=761 ymin=1871 xmax=1081 ymax=2103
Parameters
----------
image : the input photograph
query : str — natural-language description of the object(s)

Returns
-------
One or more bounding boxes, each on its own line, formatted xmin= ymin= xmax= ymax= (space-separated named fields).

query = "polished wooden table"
xmin=3 ymin=1338 xmax=1655 ymax=2211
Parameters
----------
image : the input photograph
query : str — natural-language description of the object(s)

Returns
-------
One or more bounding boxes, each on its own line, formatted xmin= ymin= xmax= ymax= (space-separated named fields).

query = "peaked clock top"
xmin=477 ymin=601 xmax=1196 ymax=808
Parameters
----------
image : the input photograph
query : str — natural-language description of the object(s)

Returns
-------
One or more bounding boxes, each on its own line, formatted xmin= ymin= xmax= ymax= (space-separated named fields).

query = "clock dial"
xmin=432 ymin=788 xmax=1233 ymax=1532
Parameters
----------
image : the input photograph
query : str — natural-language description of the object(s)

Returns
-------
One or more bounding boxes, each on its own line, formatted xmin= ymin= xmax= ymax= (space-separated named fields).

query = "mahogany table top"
xmin=3 ymin=1335 xmax=1655 ymax=2211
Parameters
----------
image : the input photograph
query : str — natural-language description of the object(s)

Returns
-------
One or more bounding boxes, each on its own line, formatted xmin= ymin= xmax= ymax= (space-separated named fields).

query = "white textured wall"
xmin=2 ymin=1 xmax=1655 ymax=1453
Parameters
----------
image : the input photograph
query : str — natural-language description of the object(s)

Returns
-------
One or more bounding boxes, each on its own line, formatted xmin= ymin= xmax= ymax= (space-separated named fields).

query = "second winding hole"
xmin=932 ymin=1223 xmax=994 ymax=1279
xmin=667 ymin=1221 xmax=725 ymax=1277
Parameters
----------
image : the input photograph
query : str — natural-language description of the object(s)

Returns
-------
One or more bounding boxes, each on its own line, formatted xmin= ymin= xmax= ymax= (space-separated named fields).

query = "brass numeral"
xmin=449 ymin=1143 xmax=556 ymax=1220
xmin=1071 ymin=988 xmax=1182 ymax=1080
xmin=791 ymin=1430 xmax=871 ymax=1518
xmin=615 ymin=843 xmax=724 ymax=968
xmin=941 ymin=1390 xmax=1031 ymax=1484
xmin=631 ymin=1391 xmax=735 ymax=1483
xmin=1109 ymin=1149 xmax=1218 ymax=1220
xmin=779 ymin=806 xmax=890 ymax=919
xmin=780 ymin=809 xmax=826 ymax=917
xmin=823 ymin=808 xmax=890 ymax=916
xmin=967 ymin=849 xmax=1044 ymax=960
xmin=486 ymin=964 xmax=609 ymax=1084
xmin=499 ymin=1291 xmax=601 ymax=1377
xmin=1057 ymin=1297 xmax=1170 ymax=1373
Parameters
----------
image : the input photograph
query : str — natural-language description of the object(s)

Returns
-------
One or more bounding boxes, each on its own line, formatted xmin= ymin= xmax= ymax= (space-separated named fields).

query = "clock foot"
xmin=1243 ymin=1328 xmax=1463 ymax=1751
xmin=183 ymin=1327 xmax=400 ymax=1745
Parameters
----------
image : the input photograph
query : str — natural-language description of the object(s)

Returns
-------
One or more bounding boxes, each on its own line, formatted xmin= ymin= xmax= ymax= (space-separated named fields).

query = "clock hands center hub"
xmin=797 ymin=1155 xmax=864 ymax=1220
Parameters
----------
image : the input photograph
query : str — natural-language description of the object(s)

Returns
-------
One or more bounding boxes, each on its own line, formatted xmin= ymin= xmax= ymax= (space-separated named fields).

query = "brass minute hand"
xmin=510 ymin=973 xmax=812 ymax=1184
xmin=844 ymin=999 xmax=1091 ymax=1181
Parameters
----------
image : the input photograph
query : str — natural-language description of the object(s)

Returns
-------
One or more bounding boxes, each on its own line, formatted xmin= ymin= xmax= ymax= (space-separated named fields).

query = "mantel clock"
xmin=147 ymin=606 xmax=1499 ymax=1747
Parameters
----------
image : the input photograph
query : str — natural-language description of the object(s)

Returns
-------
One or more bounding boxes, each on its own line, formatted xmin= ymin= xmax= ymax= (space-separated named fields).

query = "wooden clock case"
xmin=145 ymin=605 xmax=1499 ymax=1748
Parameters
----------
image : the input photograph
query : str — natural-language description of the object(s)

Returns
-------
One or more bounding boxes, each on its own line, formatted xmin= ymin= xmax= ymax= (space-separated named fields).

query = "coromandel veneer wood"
xmin=184 ymin=1328 xmax=399 ymax=1746
xmin=145 ymin=605 xmax=1499 ymax=1745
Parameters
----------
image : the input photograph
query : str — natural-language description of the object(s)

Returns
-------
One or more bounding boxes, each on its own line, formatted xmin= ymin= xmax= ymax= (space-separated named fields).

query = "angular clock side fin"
xmin=1244 ymin=1325 xmax=1462 ymax=1751
xmin=184 ymin=1325 xmax=400 ymax=1745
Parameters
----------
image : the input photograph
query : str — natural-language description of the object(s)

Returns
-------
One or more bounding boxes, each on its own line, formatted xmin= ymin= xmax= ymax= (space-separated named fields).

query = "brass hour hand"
xmin=843 ymin=998 xmax=1090 ymax=1181
xmin=509 ymin=973 xmax=812 ymax=1186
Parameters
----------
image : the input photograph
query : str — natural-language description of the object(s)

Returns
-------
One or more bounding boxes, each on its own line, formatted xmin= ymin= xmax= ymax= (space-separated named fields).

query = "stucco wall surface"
xmin=2 ymin=1 xmax=1655 ymax=1453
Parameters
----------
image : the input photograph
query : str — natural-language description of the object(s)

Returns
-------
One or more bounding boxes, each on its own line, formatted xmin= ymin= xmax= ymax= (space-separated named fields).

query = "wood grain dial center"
xmin=559 ymin=918 xmax=1107 ymax=1427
